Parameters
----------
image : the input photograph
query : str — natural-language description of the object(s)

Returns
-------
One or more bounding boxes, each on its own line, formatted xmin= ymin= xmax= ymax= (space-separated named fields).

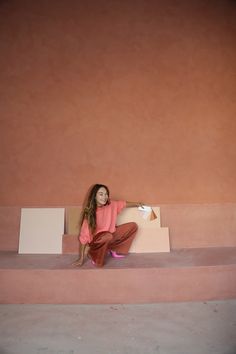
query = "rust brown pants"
xmin=88 ymin=222 xmax=138 ymax=267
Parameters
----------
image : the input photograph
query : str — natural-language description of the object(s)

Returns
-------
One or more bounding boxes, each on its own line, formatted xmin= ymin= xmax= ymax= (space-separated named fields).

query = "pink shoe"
xmin=88 ymin=254 xmax=96 ymax=265
xmin=110 ymin=250 xmax=125 ymax=258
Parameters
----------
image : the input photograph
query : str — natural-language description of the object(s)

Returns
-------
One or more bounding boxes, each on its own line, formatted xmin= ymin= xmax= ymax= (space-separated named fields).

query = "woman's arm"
xmin=72 ymin=218 xmax=92 ymax=266
xmin=126 ymin=201 xmax=144 ymax=208
xmin=72 ymin=241 xmax=88 ymax=267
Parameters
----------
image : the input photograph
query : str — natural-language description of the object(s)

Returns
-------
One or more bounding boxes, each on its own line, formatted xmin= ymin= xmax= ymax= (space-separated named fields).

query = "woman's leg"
xmin=109 ymin=222 xmax=138 ymax=255
xmin=88 ymin=231 xmax=113 ymax=267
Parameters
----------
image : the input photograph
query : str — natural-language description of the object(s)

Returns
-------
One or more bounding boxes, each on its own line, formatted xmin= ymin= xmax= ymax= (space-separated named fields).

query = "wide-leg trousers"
xmin=88 ymin=222 xmax=138 ymax=267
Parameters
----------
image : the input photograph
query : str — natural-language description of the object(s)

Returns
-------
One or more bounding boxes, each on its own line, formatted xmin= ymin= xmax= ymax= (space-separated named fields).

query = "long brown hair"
xmin=79 ymin=184 xmax=110 ymax=234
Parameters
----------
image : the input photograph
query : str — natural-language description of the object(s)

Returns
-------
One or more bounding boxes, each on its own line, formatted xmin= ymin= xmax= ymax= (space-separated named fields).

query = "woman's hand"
xmin=72 ymin=257 xmax=84 ymax=267
xmin=72 ymin=242 xmax=88 ymax=267
xmin=126 ymin=201 xmax=144 ymax=208
xmin=138 ymin=202 xmax=144 ymax=209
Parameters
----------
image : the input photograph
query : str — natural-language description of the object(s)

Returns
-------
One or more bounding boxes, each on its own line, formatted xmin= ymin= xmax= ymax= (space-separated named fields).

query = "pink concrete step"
xmin=62 ymin=234 xmax=79 ymax=254
xmin=1 ymin=248 xmax=236 ymax=304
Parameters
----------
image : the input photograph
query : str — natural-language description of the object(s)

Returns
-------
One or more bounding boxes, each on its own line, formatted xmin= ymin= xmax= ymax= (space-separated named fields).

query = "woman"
xmin=73 ymin=183 xmax=142 ymax=267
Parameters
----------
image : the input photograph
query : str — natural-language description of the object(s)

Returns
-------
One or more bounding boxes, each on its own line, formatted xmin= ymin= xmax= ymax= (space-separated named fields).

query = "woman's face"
xmin=96 ymin=187 xmax=109 ymax=207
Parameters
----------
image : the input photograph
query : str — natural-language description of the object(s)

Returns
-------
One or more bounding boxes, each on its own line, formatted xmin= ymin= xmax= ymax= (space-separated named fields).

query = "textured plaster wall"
xmin=0 ymin=0 xmax=236 ymax=206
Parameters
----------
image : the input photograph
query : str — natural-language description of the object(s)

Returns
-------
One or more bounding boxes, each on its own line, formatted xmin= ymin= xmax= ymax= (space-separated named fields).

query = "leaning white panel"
xmin=18 ymin=208 xmax=65 ymax=254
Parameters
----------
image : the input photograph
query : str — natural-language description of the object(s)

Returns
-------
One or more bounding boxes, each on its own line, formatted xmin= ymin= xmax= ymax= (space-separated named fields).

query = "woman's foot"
xmin=110 ymin=250 xmax=125 ymax=258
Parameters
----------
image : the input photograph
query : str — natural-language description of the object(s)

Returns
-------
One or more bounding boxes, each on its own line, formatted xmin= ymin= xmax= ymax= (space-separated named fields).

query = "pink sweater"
xmin=79 ymin=200 xmax=126 ymax=244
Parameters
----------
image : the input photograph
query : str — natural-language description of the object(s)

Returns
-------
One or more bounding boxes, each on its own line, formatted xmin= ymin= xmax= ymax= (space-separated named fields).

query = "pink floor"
xmin=1 ymin=300 xmax=236 ymax=354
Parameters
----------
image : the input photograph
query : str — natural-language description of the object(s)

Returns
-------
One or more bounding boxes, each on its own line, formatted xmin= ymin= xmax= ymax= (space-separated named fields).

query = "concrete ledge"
xmin=1 ymin=248 xmax=236 ymax=304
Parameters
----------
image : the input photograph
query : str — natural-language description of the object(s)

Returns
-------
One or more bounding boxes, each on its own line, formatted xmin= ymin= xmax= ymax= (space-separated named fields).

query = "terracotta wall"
xmin=0 ymin=0 xmax=236 ymax=208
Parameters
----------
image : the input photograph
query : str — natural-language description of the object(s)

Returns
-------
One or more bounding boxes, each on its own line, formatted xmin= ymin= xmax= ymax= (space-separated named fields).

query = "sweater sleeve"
xmin=79 ymin=219 xmax=92 ymax=244
xmin=116 ymin=200 xmax=126 ymax=213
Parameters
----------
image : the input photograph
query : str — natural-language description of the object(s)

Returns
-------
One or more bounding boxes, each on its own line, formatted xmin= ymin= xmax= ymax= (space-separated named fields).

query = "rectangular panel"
xmin=18 ymin=208 xmax=65 ymax=254
xmin=117 ymin=207 xmax=169 ymax=253
xmin=65 ymin=207 xmax=82 ymax=235
xmin=130 ymin=226 xmax=170 ymax=253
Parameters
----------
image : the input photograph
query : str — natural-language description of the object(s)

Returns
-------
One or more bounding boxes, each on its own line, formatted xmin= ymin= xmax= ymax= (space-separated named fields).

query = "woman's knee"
xmin=129 ymin=222 xmax=138 ymax=232
xmin=95 ymin=231 xmax=113 ymax=243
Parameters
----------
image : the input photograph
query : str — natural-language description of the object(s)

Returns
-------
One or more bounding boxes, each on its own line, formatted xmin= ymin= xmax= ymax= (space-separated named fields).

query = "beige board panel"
xmin=116 ymin=206 xmax=161 ymax=227
xmin=117 ymin=207 xmax=169 ymax=253
xmin=65 ymin=207 xmax=82 ymax=235
xmin=18 ymin=208 xmax=65 ymax=254
xmin=130 ymin=226 xmax=170 ymax=253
